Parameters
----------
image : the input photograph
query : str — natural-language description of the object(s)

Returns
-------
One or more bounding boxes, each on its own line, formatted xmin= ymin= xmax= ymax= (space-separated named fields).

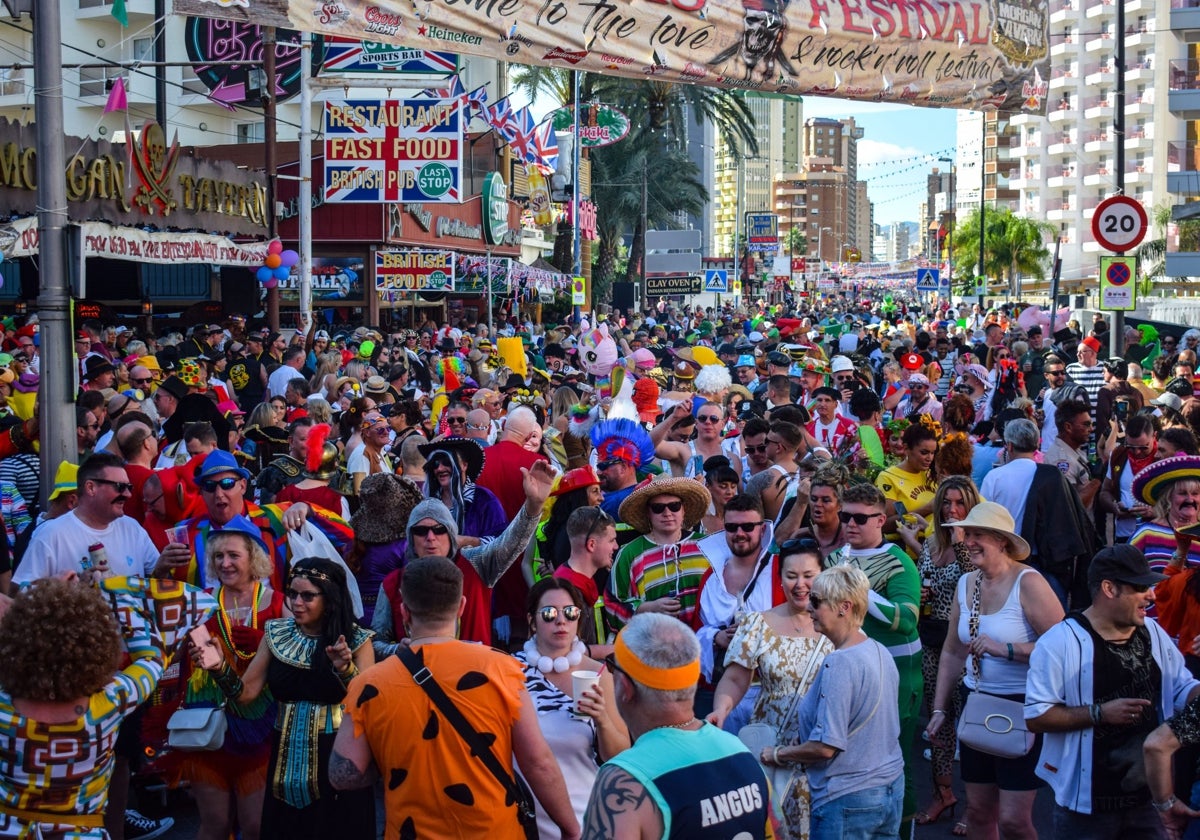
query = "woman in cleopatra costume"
xmin=0 ymin=576 xmax=216 ymax=839
xmin=199 ymin=557 xmax=375 ymax=840
xmin=171 ymin=517 xmax=286 ymax=840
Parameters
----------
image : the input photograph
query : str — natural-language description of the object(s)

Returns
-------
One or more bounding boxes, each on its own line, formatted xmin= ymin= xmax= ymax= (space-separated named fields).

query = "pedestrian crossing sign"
xmin=916 ymin=269 xmax=940 ymax=291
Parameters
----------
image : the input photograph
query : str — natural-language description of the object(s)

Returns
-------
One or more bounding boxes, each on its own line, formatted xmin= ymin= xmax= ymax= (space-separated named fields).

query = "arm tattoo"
xmin=327 ymin=749 xmax=377 ymax=790
xmin=581 ymin=765 xmax=655 ymax=840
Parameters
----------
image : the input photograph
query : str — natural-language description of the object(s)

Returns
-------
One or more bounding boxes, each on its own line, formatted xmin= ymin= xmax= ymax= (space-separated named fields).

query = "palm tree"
xmin=950 ymin=207 xmax=1052 ymax=296
xmin=1136 ymin=204 xmax=1171 ymax=284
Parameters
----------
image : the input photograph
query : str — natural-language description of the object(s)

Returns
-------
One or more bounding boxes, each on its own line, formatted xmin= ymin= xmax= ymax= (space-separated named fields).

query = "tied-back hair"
xmin=289 ymin=557 xmax=360 ymax=674
xmin=929 ymin=476 xmax=983 ymax=555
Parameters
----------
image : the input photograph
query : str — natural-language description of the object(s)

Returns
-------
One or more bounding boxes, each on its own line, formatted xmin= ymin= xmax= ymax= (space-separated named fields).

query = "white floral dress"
xmin=725 ymin=610 xmax=833 ymax=840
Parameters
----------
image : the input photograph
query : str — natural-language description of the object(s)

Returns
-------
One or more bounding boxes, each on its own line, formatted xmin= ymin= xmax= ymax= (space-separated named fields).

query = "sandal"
xmin=952 ymin=821 xmax=968 ymax=836
xmin=914 ymin=783 xmax=958 ymax=826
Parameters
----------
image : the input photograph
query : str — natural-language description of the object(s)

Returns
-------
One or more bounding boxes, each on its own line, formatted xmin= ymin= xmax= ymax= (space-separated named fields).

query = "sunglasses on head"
xmin=838 ymin=511 xmax=881 ymax=525
xmin=200 ymin=477 xmax=240 ymax=493
xmin=724 ymin=521 xmax=763 ymax=533
xmin=91 ymin=478 xmax=133 ymax=494
xmin=649 ymin=500 xmax=684 ymax=514
xmin=411 ymin=524 xmax=449 ymax=538
xmin=780 ymin=537 xmax=820 ymax=553
xmin=284 ymin=587 xmax=321 ymax=603
xmin=538 ymin=605 xmax=582 ymax=622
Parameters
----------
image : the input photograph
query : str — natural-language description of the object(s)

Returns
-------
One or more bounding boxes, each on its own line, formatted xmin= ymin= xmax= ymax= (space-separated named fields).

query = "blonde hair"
xmin=205 ymin=531 xmax=273 ymax=584
xmin=812 ymin=566 xmax=870 ymax=626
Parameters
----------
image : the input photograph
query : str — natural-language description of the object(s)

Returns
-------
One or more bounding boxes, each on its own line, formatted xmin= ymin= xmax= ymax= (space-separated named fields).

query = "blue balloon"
xmin=273 ymin=266 xmax=290 ymax=281
xmin=256 ymin=266 xmax=274 ymax=283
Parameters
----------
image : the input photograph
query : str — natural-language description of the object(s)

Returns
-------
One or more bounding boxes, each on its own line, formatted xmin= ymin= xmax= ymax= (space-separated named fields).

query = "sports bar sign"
xmin=324 ymin=98 xmax=463 ymax=203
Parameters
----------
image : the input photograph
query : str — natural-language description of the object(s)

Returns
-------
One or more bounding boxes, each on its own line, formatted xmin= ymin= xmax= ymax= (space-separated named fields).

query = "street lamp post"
xmin=817 ymin=226 xmax=833 ymax=267
xmin=938 ymin=156 xmax=956 ymax=298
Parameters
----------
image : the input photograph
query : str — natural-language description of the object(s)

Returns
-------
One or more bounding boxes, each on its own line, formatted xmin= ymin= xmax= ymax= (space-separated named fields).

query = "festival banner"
xmin=174 ymin=0 xmax=1051 ymax=114
xmin=324 ymin=98 xmax=463 ymax=204
xmin=374 ymin=249 xmax=455 ymax=291
xmin=321 ymin=37 xmax=458 ymax=74
xmin=0 ymin=218 xmax=270 ymax=266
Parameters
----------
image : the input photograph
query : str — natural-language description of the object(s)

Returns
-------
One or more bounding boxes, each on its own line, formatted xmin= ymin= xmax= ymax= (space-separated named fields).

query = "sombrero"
xmin=617 ymin=474 xmax=711 ymax=535
xmin=1132 ymin=455 xmax=1200 ymax=505
xmin=417 ymin=436 xmax=486 ymax=480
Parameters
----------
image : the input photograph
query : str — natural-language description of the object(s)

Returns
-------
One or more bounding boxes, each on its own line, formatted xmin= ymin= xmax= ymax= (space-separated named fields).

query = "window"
xmin=132 ymin=38 xmax=153 ymax=62
xmin=237 ymin=122 xmax=264 ymax=144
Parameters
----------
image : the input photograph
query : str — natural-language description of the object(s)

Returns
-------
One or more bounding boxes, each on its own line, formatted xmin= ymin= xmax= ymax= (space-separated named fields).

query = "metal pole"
xmin=298 ymin=32 xmax=312 ymax=337
xmin=977 ymin=117 xmax=986 ymax=310
xmin=486 ymin=244 xmax=494 ymax=335
xmin=571 ymin=69 xmax=582 ymax=322
xmin=153 ymin=0 xmax=166 ymax=129
xmin=264 ymin=27 xmax=280 ymax=331
xmin=1111 ymin=0 xmax=1126 ymax=358
xmin=33 ymin=0 xmax=74 ymax=499
xmin=733 ymin=159 xmax=741 ymax=298
xmin=1049 ymin=236 xmax=1063 ymax=337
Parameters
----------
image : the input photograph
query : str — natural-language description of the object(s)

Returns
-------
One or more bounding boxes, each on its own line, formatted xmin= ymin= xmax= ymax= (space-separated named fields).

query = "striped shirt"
xmin=604 ymin=534 xmax=710 ymax=632
xmin=826 ymin=542 xmax=921 ymax=653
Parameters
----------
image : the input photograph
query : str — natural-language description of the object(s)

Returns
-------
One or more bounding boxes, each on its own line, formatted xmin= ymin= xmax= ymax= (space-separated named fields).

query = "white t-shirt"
xmin=14 ymin=510 xmax=159 ymax=584
xmin=267 ymin=364 xmax=301 ymax=399
xmin=979 ymin=458 xmax=1039 ymax=534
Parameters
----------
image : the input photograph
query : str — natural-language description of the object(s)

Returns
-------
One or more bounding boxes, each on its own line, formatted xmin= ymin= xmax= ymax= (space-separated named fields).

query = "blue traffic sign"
xmin=704 ymin=269 xmax=729 ymax=293
xmin=915 ymin=269 xmax=941 ymax=291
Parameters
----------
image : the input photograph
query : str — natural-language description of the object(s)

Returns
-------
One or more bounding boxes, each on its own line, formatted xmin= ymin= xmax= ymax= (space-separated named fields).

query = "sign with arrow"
xmin=704 ymin=269 xmax=728 ymax=293
xmin=915 ymin=268 xmax=941 ymax=292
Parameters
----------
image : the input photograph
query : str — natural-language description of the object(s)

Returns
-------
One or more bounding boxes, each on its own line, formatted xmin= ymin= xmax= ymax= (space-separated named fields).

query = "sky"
xmin=799 ymin=97 xmax=960 ymax=228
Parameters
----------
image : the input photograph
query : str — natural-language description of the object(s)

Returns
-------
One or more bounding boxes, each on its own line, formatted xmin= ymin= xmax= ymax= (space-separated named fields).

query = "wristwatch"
xmin=1153 ymin=796 xmax=1177 ymax=813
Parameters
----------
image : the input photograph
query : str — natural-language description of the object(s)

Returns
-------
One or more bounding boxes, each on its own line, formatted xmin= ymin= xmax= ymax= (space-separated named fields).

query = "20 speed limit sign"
xmin=1092 ymin=195 xmax=1148 ymax=253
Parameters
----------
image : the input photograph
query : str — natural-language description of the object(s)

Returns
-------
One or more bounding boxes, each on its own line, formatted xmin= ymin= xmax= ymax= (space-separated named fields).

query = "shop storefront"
xmin=0 ymin=117 xmax=269 ymax=323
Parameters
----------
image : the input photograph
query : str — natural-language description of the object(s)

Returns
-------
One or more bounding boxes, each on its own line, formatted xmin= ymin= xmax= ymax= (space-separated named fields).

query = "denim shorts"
xmin=811 ymin=774 xmax=903 ymax=840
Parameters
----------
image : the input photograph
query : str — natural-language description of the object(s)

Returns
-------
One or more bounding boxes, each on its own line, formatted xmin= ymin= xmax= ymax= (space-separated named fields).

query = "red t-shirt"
xmin=552 ymin=563 xmax=599 ymax=606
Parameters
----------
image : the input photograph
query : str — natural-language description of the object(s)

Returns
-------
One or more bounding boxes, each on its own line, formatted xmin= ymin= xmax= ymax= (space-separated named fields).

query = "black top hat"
xmin=81 ymin=354 xmax=115 ymax=382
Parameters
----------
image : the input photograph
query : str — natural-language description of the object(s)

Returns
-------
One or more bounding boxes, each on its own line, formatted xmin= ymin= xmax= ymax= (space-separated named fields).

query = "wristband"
xmin=1153 ymin=796 xmax=1178 ymax=813
xmin=1090 ymin=703 xmax=1103 ymax=726
xmin=213 ymin=662 xmax=245 ymax=699
xmin=1006 ymin=643 xmax=1015 ymax=661
xmin=931 ymin=709 xmax=946 ymax=716
xmin=336 ymin=661 xmax=359 ymax=685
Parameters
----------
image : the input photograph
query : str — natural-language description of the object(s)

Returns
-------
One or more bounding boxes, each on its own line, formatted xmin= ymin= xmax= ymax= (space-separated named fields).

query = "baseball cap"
xmin=1087 ymin=544 xmax=1166 ymax=588
xmin=315 ymin=330 xmax=330 ymax=341
xmin=830 ymin=355 xmax=855 ymax=374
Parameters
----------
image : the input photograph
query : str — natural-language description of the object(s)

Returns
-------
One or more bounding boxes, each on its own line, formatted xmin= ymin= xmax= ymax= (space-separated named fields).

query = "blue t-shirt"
xmin=971 ymin=442 xmax=1003 ymax=488
xmin=601 ymin=484 xmax=637 ymax=522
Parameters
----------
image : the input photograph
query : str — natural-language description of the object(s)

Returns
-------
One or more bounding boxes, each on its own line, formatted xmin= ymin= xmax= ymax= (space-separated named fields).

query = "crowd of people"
xmin=6 ymin=298 xmax=1200 ymax=838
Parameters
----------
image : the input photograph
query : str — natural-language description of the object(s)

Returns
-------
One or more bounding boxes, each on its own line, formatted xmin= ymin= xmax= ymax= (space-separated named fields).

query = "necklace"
xmin=216 ymin=583 xmax=261 ymax=662
xmin=523 ymin=637 xmax=586 ymax=675
xmin=653 ymin=717 xmax=700 ymax=732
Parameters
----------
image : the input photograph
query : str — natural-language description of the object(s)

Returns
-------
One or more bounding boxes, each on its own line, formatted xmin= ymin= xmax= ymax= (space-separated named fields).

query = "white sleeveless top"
xmin=956 ymin=568 xmax=1038 ymax=696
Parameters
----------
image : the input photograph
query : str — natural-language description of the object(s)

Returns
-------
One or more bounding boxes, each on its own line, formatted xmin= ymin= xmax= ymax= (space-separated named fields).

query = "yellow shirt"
xmin=876 ymin=465 xmax=937 ymax=542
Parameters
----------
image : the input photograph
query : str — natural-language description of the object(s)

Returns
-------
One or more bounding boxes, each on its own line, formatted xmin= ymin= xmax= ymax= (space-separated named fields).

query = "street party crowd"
xmin=8 ymin=297 xmax=1200 ymax=839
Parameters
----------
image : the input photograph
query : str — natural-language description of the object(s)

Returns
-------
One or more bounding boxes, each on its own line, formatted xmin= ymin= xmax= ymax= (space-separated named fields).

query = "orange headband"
xmin=613 ymin=632 xmax=700 ymax=691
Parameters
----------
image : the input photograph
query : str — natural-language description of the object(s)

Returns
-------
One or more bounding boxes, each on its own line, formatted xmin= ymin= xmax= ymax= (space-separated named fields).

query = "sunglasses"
xmin=200 ymin=477 xmax=240 ymax=493
xmin=649 ymin=500 xmax=684 ymax=514
xmin=446 ymin=417 xmax=467 ymax=425
xmin=1046 ymin=369 xmax=1066 ymax=377
xmin=411 ymin=524 xmax=450 ymax=538
xmin=838 ymin=511 xmax=882 ymax=525
xmin=284 ymin=588 xmax=321 ymax=603
xmin=744 ymin=444 xmax=767 ymax=454
xmin=697 ymin=415 xmax=723 ymax=424
xmin=597 ymin=458 xmax=624 ymax=471
xmin=780 ymin=537 xmax=820 ymax=553
xmin=603 ymin=652 xmax=630 ymax=681
xmin=538 ymin=605 xmax=582 ymax=622
xmin=809 ymin=595 xmax=824 ymax=609
xmin=724 ymin=521 xmax=764 ymax=533
xmin=91 ymin=478 xmax=133 ymax=494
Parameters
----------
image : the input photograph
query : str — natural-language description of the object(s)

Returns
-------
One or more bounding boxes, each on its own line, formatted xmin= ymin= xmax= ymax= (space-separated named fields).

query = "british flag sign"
xmin=323 ymin=98 xmax=463 ymax=204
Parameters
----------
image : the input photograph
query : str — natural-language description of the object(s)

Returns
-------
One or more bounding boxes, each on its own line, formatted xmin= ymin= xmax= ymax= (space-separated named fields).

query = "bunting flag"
xmin=419 ymin=75 xmax=463 ymax=100
xmin=103 ymin=77 xmax=128 ymax=114
xmin=465 ymin=85 xmax=488 ymax=116
xmin=532 ymin=120 xmax=558 ymax=172
xmin=111 ymin=0 xmax=127 ymax=25
xmin=484 ymin=97 xmax=517 ymax=142
xmin=507 ymin=107 xmax=537 ymax=164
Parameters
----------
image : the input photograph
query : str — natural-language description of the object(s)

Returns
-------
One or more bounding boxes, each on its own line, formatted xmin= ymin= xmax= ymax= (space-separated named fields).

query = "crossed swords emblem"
xmin=131 ymin=121 xmax=180 ymax=216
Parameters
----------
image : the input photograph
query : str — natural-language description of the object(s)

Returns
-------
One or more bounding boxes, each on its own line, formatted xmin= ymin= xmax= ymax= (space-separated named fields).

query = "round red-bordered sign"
xmin=1092 ymin=195 xmax=1149 ymax=253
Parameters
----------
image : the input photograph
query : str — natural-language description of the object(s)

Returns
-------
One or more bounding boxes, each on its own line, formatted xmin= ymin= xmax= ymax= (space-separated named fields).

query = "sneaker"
xmin=124 ymin=809 xmax=174 ymax=840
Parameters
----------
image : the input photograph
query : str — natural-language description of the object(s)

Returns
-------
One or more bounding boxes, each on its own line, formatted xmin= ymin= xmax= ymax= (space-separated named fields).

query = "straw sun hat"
xmin=945 ymin=501 xmax=1030 ymax=560
xmin=618 ymin=474 xmax=712 ymax=535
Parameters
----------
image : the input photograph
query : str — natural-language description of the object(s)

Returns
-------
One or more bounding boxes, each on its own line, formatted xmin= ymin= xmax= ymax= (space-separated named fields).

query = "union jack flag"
xmin=532 ymin=120 xmax=559 ymax=171
xmin=465 ymin=85 xmax=489 ymax=116
xmin=485 ymin=97 xmax=518 ymax=142
xmin=508 ymin=107 xmax=538 ymax=163
xmin=419 ymin=75 xmax=464 ymax=100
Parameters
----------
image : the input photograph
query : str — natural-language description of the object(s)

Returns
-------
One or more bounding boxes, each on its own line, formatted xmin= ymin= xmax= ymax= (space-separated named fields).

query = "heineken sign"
xmin=481 ymin=172 xmax=508 ymax=246
xmin=551 ymin=104 xmax=630 ymax=149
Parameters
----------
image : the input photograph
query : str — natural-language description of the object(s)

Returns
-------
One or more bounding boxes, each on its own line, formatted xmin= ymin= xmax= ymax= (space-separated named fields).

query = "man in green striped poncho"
xmin=826 ymin=482 xmax=923 ymax=832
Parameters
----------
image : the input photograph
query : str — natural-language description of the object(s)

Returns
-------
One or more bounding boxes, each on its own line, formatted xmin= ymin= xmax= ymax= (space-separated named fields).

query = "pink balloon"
xmin=268 ymin=240 xmax=284 ymax=255
xmin=280 ymin=249 xmax=299 ymax=268
xmin=264 ymin=278 xmax=279 ymax=289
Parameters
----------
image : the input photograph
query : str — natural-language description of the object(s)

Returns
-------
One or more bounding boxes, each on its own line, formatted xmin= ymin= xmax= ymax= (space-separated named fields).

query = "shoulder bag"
xmin=397 ymin=644 xmax=538 ymax=840
xmin=955 ymin=573 xmax=1035 ymax=759
xmin=166 ymin=651 xmax=228 ymax=751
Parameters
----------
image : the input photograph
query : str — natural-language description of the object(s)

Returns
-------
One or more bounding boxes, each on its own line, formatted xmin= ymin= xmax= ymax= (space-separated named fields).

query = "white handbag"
xmin=166 ymin=705 xmax=227 ymax=751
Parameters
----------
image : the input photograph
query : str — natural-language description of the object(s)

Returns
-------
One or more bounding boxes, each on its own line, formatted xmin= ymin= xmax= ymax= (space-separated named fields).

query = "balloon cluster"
xmin=256 ymin=240 xmax=299 ymax=289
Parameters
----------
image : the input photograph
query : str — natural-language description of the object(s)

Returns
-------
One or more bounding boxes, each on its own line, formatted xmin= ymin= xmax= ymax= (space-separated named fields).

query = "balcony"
xmin=1085 ymin=32 xmax=1114 ymax=53
xmin=1170 ymin=60 xmax=1200 ymax=117
xmin=1126 ymin=127 xmax=1151 ymax=150
xmin=1046 ymin=198 xmax=1075 ymax=220
xmin=1049 ymin=98 xmax=1076 ymax=122
xmin=1083 ymin=94 xmax=1112 ymax=120
xmin=1171 ymin=0 xmax=1200 ymax=34
xmin=77 ymin=0 xmax=155 ymax=19
xmin=1083 ymin=129 xmax=1112 ymax=152
xmin=1050 ymin=0 xmax=1076 ymax=12
xmin=1166 ymin=142 xmax=1200 ymax=193
xmin=1046 ymin=164 xmax=1076 ymax=187
xmin=1127 ymin=92 xmax=1155 ymax=115
xmin=1047 ymin=131 xmax=1074 ymax=153
xmin=1082 ymin=162 xmax=1111 ymax=186
xmin=1126 ymin=58 xmax=1154 ymax=82
xmin=1085 ymin=0 xmax=1111 ymax=19
xmin=1084 ymin=62 xmax=1113 ymax=85
xmin=1051 ymin=37 xmax=1076 ymax=58
xmin=1125 ymin=25 xmax=1157 ymax=48
xmin=1126 ymin=163 xmax=1151 ymax=184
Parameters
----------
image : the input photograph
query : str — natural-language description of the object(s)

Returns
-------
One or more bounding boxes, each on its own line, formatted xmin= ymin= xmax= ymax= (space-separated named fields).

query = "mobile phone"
xmin=189 ymin=625 xmax=222 ymax=670
xmin=894 ymin=501 xmax=908 ymax=516
xmin=1115 ymin=400 xmax=1129 ymax=423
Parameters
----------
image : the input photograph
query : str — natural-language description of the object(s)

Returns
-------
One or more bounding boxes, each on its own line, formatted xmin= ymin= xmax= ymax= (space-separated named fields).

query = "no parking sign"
xmin=1099 ymin=256 xmax=1137 ymax=311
